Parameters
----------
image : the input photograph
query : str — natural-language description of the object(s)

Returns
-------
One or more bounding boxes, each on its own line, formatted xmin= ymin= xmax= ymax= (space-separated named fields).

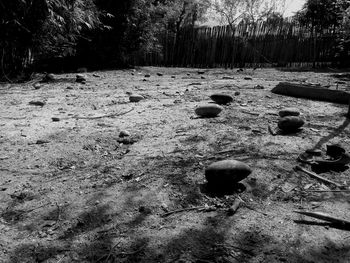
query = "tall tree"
xmin=211 ymin=0 xmax=285 ymax=29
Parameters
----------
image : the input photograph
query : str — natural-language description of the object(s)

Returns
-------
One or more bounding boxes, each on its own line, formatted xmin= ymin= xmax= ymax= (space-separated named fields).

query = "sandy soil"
xmin=0 ymin=67 xmax=350 ymax=263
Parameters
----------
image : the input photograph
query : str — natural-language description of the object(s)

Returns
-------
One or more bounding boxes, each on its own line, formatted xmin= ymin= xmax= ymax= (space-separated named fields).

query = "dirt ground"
xmin=1 ymin=67 xmax=350 ymax=263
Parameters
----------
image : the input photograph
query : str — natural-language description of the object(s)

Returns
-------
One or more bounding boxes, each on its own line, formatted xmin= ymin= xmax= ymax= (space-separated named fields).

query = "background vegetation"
xmin=0 ymin=0 xmax=349 ymax=81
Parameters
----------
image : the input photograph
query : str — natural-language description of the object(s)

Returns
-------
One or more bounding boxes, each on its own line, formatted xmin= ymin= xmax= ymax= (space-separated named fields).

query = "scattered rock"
xmin=145 ymin=74 xmax=151 ymax=78
xmin=117 ymin=137 xmax=138 ymax=145
xmin=234 ymin=91 xmax=240 ymax=96
xmin=42 ymin=73 xmax=55 ymax=82
xmin=254 ymin=85 xmax=264 ymax=89
xmin=305 ymin=149 xmax=322 ymax=156
xmin=278 ymin=107 xmax=300 ymax=117
xmin=197 ymin=71 xmax=205 ymax=74
xmin=29 ymin=101 xmax=45 ymax=107
xmin=201 ymin=76 xmax=206 ymax=79
xmin=129 ymin=94 xmax=144 ymax=102
xmin=222 ymin=76 xmax=235 ymax=80
xmin=33 ymin=83 xmax=41 ymax=89
xmin=195 ymin=104 xmax=223 ymax=118
xmin=66 ymin=86 xmax=73 ymax=90
xmin=92 ymin=73 xmax=100 ymax=78
xmin=278 ymin=116 xmax=305 ymax=132
xmin=119 ymin=130 xmax=131 ymax=137
xmin=210 ymin=93 xmax=233 ymax=105
xmin=171 ymin=76 xmax=176 ymax=78
xmin=76 ymin=74 xmax=86 ymax=83
xmin=36 ymin=140 xmax=50 ymax=144
xmin=52 ymin=117 xmax=60 ymax=122
xmin=157 ymin=73 xmax=163 ymax=76
xmin=244 ymin=77 xmax=252 ymax=80
xmin=205 ymin=160 xmax=252 ymax=187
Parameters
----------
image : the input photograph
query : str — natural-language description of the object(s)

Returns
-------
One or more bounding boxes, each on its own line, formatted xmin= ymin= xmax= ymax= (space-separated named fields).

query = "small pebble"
xmin=129 ymin=94 xmax=144 ymax=102
xmin=29 ymin=101 xmax=45 ymax=107
xmin=278 ymin=116 xmax=304 ymax=131
xmin=205 ymin=160 xmax=252 ymax=188
xmin=195 ymin=104 xmax=223 ymax=118
xmin=42 ymin=73 xmax=55 ymax=82
xmin=119 ymin=130 xmax=131 ymax=137
xmin=210 ymin=93 xmax=233 ymax=105
xmin=76 ymin=74 xmax=86 ymax=83
xmin=278 ymin=107 xmax=300 ymax=117
xmin=52 ymin=117 xmax=60 ymax=122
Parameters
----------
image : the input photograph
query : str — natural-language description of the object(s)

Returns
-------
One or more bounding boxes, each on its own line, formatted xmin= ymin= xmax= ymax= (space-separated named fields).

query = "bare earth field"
xmin=0 ymin=67 xmax=350 ymax=263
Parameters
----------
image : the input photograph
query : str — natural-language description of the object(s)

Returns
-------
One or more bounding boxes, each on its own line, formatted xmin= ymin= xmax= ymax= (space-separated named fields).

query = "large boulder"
xmin=195 ymin=104 xmax=223 ymax=118
xmin=278 ymin=116 xmax=304 ymax=131
xmin=205 ymin=160 xmax=252 ymax=187
xmin=210 ymin=93 xmax=233 ymax=105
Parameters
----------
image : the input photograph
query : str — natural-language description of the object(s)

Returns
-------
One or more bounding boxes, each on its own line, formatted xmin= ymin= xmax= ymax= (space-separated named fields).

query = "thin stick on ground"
xmin=294 ymin=165 xmax=343 ymax=188
xmin=161 ymin=206 xmax=216 ymax=217
xmin=303 ymin=190 xmax=350 ymax=193
xmin=294 ymin=210 xmax=350 ymax=226
xmin=74 ymin=107 xmax=134 ymax=120
xmin=96 ymin=242 xmax=121 ymax=263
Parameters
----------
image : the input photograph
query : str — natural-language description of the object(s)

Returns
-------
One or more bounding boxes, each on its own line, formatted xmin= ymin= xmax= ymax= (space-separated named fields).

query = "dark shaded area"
xmin=200 ymin=182 xmax=246 ymax=198
xmin=294 ymin=220 xmax=350 ymax=231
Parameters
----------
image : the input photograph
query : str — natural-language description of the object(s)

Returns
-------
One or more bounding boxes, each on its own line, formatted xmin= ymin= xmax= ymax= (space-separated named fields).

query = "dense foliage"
xmin=0 ymin=0 xmax=209 ymax=78
xmin=0 ymin=0 xmax=101 ymax=79
xmin=296 ymin=0 xmax=350 ymax=66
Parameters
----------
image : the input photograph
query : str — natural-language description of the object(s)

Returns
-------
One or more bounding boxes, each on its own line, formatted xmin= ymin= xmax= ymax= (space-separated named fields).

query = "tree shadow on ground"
xmin=312 ymin=118 xmax=350 ymax=150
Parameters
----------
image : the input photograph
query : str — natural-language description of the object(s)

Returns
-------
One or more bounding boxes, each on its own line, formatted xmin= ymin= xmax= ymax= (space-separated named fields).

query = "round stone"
xmin=278 ymin=116 xmax=304 ymax=131
xmin=33 ymin=83 xmax=41 ymax=89
xmin=43 ymin=73 xmax=55 ymax=82
xmin=76 ymin=74 xmax=86 ymax=82
xmin=129 ymin=94 xmax=144 ymax=102
xmin=278 ymin=108 xmax=300 ymax=117
xmin=119 ymin=130 xmax=131 ymax=137
xmin=210 ymin=93 xmax=233 ymax=105
xmin=205 ymin=160 xmax=252 ymax=186
xmin=195 ymin=104 xmax=223 ymax=118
